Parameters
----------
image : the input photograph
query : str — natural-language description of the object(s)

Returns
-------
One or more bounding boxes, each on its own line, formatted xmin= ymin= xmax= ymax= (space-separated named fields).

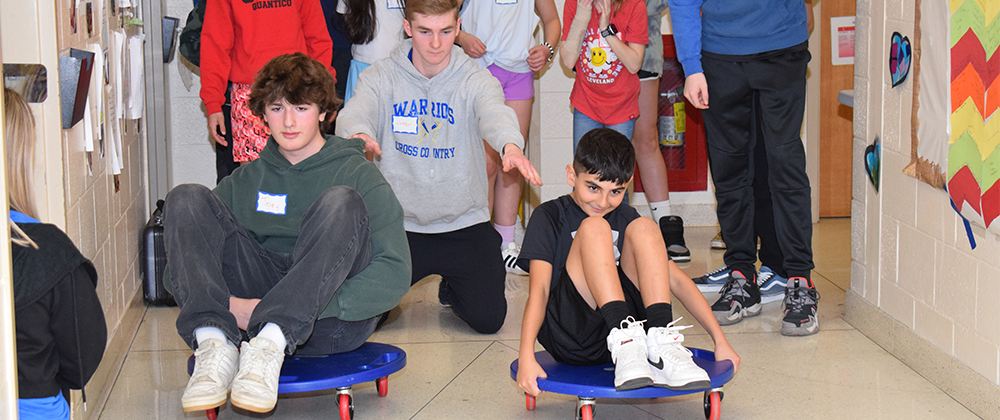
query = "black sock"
xmin=645 ymin=302 xmax=673 ymax=329
xmin=598 ymin=300 xmax=629 ymax=331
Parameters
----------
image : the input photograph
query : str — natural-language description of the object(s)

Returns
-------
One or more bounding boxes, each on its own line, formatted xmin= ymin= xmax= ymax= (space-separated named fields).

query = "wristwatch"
xmin=601 ymin=24 xmax=618 ymax=39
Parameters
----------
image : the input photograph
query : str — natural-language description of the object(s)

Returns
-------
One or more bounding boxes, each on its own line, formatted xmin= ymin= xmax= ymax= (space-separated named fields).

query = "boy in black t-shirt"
xmin=515 ymin=128 xmax=740 ymax=394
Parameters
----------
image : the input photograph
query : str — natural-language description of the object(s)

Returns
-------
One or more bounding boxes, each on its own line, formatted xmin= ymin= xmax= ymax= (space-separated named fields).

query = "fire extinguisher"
xmin=658 ymin=50 xmax=686 ymax=170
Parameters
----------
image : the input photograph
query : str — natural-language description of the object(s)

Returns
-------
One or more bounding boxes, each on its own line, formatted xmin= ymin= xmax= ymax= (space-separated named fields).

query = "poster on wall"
xmin=905 ymin=0 xmax=948 ymax=188
xmin=947 ymin=0 xmax=1000 ymax=231
xmin=830 ymin=16 xmax=855 ymax=65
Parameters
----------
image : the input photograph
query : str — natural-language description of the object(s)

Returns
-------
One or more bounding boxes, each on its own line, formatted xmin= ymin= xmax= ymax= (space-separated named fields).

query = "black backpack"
xmin=178 ymin=0 xmax=205 ymax=67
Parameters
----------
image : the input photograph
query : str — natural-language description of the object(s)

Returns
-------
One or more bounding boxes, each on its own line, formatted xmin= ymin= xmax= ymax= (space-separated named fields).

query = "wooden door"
xmin=819 ymin=0 xmax=856 ymax=217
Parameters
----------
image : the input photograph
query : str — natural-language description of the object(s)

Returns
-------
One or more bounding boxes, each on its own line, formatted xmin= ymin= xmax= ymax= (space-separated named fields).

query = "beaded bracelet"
xmin=541 ymin=42 xmax=555 ymax=62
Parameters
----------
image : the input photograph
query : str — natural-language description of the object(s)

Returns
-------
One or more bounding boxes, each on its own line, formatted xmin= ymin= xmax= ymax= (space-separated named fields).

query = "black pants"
xmin=407 ymin=222 xmax=507 ymax=334
xmin=702 ymin=46 xmax=814 ymax=279
xmin=753 ymin=97 xmax=786 ymax=277
xmin=165 ymin=184 xmax=376 ymax=354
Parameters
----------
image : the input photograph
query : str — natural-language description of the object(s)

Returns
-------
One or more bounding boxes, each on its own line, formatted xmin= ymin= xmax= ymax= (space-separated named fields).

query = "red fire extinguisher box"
xmin=633 ymin=35 xmax=708 ymax=193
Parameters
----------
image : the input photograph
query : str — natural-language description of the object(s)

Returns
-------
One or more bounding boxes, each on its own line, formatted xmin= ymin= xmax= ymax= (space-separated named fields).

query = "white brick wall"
xmin=853 ymin=0 xmax=1000 ymax=385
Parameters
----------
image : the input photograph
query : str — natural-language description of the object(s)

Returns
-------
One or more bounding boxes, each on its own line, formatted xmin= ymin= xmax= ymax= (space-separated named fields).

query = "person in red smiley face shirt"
xmin=559 ymin=0 xmax=647 ymax=150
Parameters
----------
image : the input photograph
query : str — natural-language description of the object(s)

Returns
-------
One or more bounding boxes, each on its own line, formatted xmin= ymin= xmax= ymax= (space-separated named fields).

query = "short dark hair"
xmin=248 ymin=53 xmax=342 ymax=131
xmin=405 ymin=0 xmax=460 ymax=20
xmin=573 ymin=128 xmax=635 ymax=185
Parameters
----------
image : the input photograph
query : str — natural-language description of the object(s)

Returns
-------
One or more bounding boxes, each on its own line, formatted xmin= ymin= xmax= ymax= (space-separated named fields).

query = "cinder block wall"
xmin=849 ymin=0 xmax=1000 ymax=418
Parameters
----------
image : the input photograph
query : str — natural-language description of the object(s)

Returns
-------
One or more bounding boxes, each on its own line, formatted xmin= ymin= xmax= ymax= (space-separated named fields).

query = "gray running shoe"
xmin=780 ymin=277 xmax=820 ymax=336
xmin=711 ymin=271 xmax=762 ymax=325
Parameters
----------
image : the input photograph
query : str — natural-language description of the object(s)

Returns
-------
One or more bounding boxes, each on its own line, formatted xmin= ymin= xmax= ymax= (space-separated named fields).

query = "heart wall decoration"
xmin=864 ymin=137 xmax=881 ymax=192
xmin=889 ymin=32 xmax=911 ymax=87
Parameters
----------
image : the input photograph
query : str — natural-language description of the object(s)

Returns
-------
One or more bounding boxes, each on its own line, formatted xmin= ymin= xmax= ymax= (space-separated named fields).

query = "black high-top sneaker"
xmin=659 ymin=216 xmax=691 ymax=263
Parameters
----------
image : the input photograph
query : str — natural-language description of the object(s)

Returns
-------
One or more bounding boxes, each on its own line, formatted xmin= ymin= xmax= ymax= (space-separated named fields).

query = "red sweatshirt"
xmin=200 ymin=0 xmax=335 ymax=115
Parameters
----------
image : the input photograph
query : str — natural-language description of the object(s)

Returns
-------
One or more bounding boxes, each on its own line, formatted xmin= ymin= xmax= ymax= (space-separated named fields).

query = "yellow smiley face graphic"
xmin=590 ymin=48 xmax=607 ymax=66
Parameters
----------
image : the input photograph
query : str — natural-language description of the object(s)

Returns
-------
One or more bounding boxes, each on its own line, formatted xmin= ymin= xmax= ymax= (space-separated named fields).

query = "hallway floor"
xmin=95 ymin=218 xmax=983 ymax=419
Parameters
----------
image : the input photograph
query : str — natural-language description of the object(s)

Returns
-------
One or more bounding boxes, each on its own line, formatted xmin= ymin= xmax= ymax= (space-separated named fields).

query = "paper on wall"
xmin=109 ymin=136 xmax=122 ymax=174
xmin=113 ymin=29 xmax=125 ymax=119
xmin=127 ymin=33 xmax=145 ymax=119
xmin=83 ymin=100 xmax=95 ymax=175
xmin=830 ymin=16 xmax=855 ymax=66
xmin=108 ymin=29 xmax=125 ymax=174
xmin=87 ymin=43 xmax=104 ymax=147
xmin=83 ymin=97 xmax=94 ymax=152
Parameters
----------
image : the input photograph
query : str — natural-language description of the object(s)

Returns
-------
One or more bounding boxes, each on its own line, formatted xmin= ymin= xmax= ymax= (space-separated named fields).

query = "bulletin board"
xmin=946 ymin=0 xmax=1000 ymax=230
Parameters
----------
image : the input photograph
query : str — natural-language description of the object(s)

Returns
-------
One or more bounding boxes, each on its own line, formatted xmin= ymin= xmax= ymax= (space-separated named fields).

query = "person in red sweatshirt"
xmin=200 ymin=0 xmax=335 ymax=182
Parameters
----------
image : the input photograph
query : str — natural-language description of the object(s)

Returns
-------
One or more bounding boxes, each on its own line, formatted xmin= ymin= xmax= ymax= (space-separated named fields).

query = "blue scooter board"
xmin=510 ymin=348 xmax=734 ymax=420
xmin=189 ymin=342 xmax=406 ymax=420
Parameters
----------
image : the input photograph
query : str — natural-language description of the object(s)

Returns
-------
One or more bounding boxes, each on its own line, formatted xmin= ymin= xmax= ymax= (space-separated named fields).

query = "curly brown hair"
xmin=248 ymin=53 xmax=342 ymax=131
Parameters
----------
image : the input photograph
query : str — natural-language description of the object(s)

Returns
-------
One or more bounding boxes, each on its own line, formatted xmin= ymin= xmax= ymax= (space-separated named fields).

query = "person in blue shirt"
xmin=668 ymin=0 xmax=820 ymax=336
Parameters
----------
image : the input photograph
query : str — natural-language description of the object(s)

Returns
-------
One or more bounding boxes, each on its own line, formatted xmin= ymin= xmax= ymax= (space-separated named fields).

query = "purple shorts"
xmin=487 ymin=64 xmax=535 ymax=101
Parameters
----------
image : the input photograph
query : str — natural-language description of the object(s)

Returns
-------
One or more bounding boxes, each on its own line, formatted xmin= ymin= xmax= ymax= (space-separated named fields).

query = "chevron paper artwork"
xmin=948 ymin=0 xmax=1000 ymax=229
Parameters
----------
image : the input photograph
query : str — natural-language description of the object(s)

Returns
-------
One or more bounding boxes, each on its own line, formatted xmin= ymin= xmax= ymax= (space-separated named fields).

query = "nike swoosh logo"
xmin=648 ymin=357 xmax=664 ymax=370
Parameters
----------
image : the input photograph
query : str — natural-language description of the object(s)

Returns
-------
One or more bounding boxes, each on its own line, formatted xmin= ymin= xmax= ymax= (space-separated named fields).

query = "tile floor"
xmin=96 ymin=218 xmax=983 ymax=419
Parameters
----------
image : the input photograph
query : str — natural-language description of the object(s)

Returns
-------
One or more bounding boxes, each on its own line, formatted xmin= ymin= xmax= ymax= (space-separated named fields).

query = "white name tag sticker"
xmin=256 ymin=191 xmax=288 ymax=215
xmin=392 ymin=116 xmax=418 ymax=134
xmin=387 ymin=0 xmax=403 ymax=9
xmin=496 ymin=0 xmax=517 ymax=4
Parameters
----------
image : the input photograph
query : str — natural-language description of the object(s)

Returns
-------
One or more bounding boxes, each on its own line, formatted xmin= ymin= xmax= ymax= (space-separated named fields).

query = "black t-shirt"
xmin=516 ymin=195 xmax=640 ymax=289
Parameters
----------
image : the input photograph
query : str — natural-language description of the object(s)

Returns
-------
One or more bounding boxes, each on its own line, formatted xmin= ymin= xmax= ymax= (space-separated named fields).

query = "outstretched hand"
xmin=502 ymin=143 xmax=542 ymax=186
xmin=350 ymin=133 xmax=382 ymax=156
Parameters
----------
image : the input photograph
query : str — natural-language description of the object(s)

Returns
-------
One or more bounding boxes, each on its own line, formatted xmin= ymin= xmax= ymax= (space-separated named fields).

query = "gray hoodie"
xmin=337 ymin=39 xmax=524 ymax=234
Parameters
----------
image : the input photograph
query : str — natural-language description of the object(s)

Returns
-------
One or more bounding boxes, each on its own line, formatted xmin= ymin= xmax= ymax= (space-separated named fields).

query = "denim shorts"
xmin=572 ymin=109 xmax=636 ymax=151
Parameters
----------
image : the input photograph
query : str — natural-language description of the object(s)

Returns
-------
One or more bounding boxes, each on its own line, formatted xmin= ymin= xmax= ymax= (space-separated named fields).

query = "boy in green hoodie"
xmin=164 ymin=53 xmax=410 ymax=414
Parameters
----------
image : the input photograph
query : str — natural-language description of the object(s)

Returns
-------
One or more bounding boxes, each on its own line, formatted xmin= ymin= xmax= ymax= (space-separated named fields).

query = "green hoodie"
xmin=212 ymin=134 xmax=411 ymax=321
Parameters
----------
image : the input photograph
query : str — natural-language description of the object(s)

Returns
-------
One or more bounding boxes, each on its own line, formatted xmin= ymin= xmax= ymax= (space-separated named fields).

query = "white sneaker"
xmin=502 ymin=242 xmax=528 ymax=275
xmin=182 ymin=338 xmax=239 ymax=412
xmin=646 ymin=318 xmax=711 ymax=390
xmin=230 ymin=337 xmax=285 ymax=413
xmin=606 ymin=317 xmax=654 ymax=391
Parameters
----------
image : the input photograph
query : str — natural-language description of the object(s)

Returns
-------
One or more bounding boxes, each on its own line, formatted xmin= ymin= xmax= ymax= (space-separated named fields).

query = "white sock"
xmin=256 ymin=323 xmax=288 ymax=350
xmin=649 ymin=200 xmax=672 ymax=221
xmin=495 ymin=224 xmax=515 ymax=245
xmin=194 ymin=326 xmax=229 ymax=346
